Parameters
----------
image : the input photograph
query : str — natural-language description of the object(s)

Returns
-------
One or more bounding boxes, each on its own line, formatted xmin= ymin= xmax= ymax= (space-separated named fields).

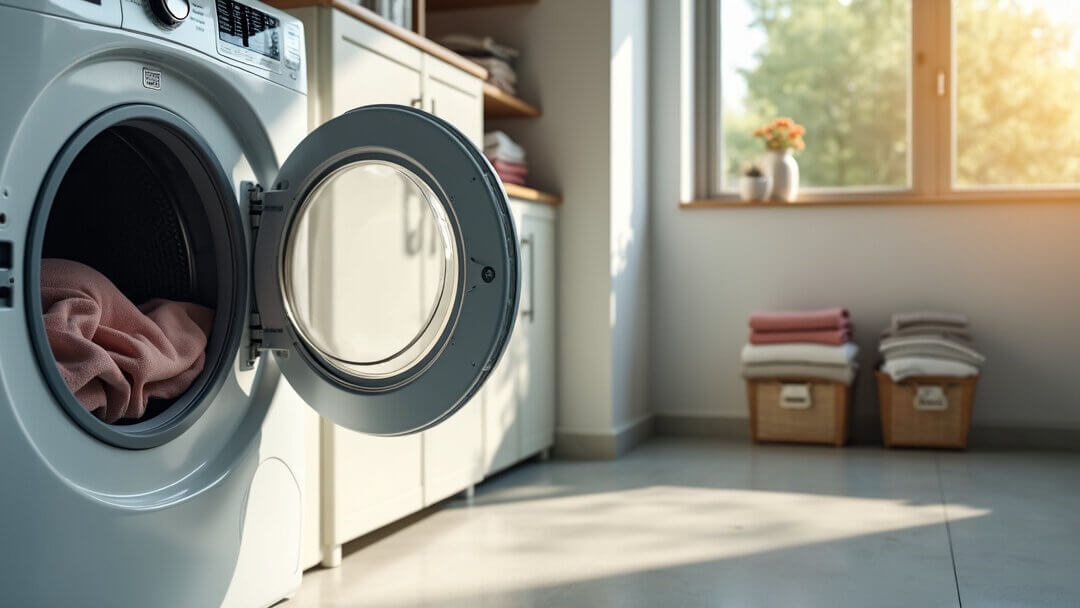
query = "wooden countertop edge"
xmin=505 ymin=183 xmax=561 ymax=205
xmin=265 ymin=0 xmax=489 ymax=80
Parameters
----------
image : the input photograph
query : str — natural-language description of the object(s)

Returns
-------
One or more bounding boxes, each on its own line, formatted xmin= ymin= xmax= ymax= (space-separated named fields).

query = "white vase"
xmin=739 ymin=176 xmax=769 ymax=201
xmin=765 ymin=150 xmax=800 ymax=202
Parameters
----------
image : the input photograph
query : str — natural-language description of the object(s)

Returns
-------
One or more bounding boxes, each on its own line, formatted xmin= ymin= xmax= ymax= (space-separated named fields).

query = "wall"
xmin=649 ymin=0 xmax=1080 ymax=439
xmin=429 ymin=0 xmax=651 ymax=456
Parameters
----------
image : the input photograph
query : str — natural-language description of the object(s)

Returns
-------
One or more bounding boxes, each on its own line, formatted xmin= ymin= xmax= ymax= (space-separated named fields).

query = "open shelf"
xmin=428 ymin=0 xmax=538 ymax=11
xmin=503 ymin=183 xmax=561 ymax=205
xmin=483 ymin=83 xmax=541 ymax=119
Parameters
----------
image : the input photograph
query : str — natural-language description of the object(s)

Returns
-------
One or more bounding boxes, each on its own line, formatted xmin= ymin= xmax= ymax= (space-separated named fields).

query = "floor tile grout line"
xmin=935 ymin=455 xmax=963 ymax=608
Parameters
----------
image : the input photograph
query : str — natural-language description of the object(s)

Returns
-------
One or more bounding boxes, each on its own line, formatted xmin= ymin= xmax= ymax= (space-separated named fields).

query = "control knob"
xmin=149 ymin=0 xmax=191 ymax=27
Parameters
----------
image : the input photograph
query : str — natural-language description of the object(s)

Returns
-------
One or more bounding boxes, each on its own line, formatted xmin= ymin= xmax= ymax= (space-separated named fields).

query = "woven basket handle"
xmin=913 ymin=384 xmax=949 ymax=411
xmin=779 ymin=383 xmax=813 ymax=410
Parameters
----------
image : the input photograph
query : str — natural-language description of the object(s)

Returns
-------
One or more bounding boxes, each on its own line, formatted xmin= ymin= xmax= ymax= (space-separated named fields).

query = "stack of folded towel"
xmin=740 ymin=308 xmax=859 ymax=385
xmin=484 ymin=131 xmax=528 ymax=185
xmin=879 ymin=312 xmax=985 ymax=381
xmin=439 ymin=34 xmax=520 ymax=95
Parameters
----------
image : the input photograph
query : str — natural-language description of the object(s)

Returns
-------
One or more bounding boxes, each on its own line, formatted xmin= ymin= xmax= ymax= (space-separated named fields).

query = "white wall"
xmin=429 ymin=0 xmax=651 ymax=451
xmin=649 ymin=0 xmax=1080 ymax=436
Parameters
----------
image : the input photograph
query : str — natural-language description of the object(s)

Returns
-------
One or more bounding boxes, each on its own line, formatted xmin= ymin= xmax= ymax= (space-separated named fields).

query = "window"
xmin=695 ymin=0 xmax=1080 ymax=203
xmin=954 ymin=0 xmax=1080 ymax=188
xmin=718 ymin=0 xmax=912 ymax=191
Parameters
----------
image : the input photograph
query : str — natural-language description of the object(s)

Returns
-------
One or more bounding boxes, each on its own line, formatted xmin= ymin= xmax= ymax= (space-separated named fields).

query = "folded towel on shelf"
xmin=880 ymin=323 xmax=973 ymax=342
xmin=498 ymin=172 xmax=527 ymax=186
xmin=470 ymin=56 xmax=517 ymax=83
xmin=749 ymin=326 xmax=853 ymax=346
xmin=41 ymin=258 xmax=214 ymax=424
xmin=740 ymin=342 xmax=859 ymax=366
xmin=749 ymin=308 xmax=850 ymax=332
xmin=880 ymin=356 xmax=979 ymax=382
xmin=879 ymin=335 xmax=986 ymax=366
xmin=439 ymin=34 xmax=520 ymax=61
xmin=741 ymin=362 xmax=857 ymax=385
xmin=490 ymin=158 xmax=528 ymax=177
xmin=484 ymin=130 xmax=527 ymax=163
xmin=890 ymin=311 xmax=969 ymax=331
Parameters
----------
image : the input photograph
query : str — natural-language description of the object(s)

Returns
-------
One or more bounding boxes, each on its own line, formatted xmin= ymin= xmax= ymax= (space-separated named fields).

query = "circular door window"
xmin=282 ymin=160 xmax=459 ymax=380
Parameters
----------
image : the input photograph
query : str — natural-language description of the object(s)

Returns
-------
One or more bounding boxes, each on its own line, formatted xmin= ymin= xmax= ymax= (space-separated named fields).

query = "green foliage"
xmin=954 ymin=0 xmax=1080 ymax=186
xmin=724 ymin=0 xmax=1080 ymax=189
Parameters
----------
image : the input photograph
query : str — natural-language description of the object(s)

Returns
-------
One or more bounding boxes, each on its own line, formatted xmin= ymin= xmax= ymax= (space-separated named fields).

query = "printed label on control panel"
xmin=142 ymin=67 xmax=162 ymax=90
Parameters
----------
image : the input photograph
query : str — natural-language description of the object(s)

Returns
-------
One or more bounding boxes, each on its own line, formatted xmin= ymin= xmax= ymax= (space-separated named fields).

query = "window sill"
xmin=681 ymin=190 xmax=1080 ymax=209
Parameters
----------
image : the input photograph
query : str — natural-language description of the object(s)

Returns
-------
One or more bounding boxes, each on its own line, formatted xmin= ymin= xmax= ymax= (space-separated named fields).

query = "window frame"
xmin=683 ymin=0 xmax=1080 ymax=208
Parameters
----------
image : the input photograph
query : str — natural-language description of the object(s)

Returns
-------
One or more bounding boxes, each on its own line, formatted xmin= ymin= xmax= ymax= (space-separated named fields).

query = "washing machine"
xmin=0 ymin=1 xmax=519 ymax=607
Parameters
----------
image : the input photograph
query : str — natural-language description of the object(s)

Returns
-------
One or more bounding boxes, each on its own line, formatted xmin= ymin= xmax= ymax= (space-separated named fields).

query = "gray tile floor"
xmin=282 ymin=439 xmax=1080 ymax=607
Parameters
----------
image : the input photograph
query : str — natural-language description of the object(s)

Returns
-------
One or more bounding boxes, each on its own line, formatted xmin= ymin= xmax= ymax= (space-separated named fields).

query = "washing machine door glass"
xmin=253 ymin=105 xmax=518 ymax=436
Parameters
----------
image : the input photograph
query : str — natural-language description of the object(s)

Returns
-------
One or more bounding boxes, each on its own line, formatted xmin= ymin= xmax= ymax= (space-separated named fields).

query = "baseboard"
xmin=654 ymin=413 xmax=750 ymax=440
xmin=967 ymin=424 xmax=1080 ymax=451
xmin=654 ymin=413 xmax=1080 ymax=451
xmin=554 ymin=414 xmax=655 ymax=460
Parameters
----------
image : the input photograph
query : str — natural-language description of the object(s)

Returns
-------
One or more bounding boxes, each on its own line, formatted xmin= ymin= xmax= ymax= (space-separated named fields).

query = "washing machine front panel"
xmin=253 ymin=105 xmax=520 ymax=436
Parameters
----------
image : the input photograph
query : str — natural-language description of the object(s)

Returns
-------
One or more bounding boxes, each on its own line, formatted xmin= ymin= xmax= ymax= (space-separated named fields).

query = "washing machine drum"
xmin=29 ymin=104 xmax=518 ymax=442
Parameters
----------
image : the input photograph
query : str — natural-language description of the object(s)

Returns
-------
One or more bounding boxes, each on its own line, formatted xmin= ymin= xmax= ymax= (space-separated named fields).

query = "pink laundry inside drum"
xmin=41 ymin=258 xmax=214 ymax=424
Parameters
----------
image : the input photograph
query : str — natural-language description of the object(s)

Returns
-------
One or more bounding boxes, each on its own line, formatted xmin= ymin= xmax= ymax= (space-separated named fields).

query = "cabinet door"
xmin=329 ymin=10 xmax=423 ymax=116
xmin=321 ymin=10 xmax=425 ymax=544
xmin=519 ymin=210 xmax=557 ymax=457
xmin=480 ymin=204 xmax=536 ymax=475
xmin=423 ymin=56 xmax=484 ymax=145
xmin=420 ymin=58 xmax=486 ymax=503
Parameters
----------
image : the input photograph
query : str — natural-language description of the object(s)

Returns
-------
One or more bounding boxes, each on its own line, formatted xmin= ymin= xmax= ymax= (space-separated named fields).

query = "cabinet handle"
xmin=410 ymin=97 xmax=422 ymax=109
xmin=430 ymin=97 xmax=437 ymax=115
xmin=519 ymin=235 xmax=535 ymax=322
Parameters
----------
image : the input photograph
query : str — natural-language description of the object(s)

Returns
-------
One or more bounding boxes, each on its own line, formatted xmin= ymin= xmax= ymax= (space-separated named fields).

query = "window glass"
xmin=720 ymin=0 xmax=912 ymax=189
xmin=954 ymin=0 xmax=1080 ymax=187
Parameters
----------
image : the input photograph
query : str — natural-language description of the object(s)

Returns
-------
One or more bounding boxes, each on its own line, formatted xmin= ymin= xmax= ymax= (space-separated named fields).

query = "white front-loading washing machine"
xmin=0 ymin=1 xmax=519 ymax=606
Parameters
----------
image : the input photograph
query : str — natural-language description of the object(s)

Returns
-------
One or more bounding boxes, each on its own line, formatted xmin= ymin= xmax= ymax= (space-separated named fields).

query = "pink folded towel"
xmin=490 ymin=158 xmax=528 ymax=177
xmin=41 ymin=258 xmax=214 ymax=424
xmin=748 ymin=308 xmax=851 ymax=332
xmin=749 ymin=327 xmax=853 ymax=346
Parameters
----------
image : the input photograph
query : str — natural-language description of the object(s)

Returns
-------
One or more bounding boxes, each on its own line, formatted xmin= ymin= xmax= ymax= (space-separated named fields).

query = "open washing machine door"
xmin=251 ymin=104 xmax=518 ymax=436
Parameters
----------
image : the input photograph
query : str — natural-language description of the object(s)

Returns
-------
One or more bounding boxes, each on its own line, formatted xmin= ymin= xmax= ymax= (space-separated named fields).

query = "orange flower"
xmin=793 ymin=138 xmax=806 ymax=151
xmin=773 ymin=117 xmax=794 ymax=129
xmin=790 ymin=125 xmax=805 ymax=136
xmin=753 ymin=128 xmax=764 ymax=137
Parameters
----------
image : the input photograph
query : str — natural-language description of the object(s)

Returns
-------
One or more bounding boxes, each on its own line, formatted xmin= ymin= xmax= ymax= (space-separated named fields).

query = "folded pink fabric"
xmin=41 ymin=258 xmax=214 ymax=423
xmin=491 ymin=158 xmax=528 ymax=176
xmin=749 ymin=308 xmax=851 ymax=332
xmin=749 ymin=327 xmax=853 ymax=346
xmin=498 ymin=171 xmax=527 ymax=185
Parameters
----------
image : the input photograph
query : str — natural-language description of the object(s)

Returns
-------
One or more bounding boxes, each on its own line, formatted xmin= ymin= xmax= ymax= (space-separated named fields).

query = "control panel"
xmin=118 ymin=0 xmax=305 ymax=94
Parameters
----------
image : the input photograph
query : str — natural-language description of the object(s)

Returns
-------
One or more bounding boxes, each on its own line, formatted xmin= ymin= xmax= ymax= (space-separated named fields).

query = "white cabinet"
xmin=518 ymin=206 xmax=557 ymax=457
xmin=482 ymin=201 xmax=558 ymax=475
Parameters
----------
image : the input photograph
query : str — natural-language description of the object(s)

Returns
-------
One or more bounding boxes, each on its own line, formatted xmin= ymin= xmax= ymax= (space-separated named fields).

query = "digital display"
xmin=216 ymin=0 xmax=280 ymax=61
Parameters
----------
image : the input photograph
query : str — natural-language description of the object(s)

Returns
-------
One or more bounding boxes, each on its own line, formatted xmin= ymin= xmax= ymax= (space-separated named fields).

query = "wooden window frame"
xmin=683 ymin=0 xmax=1080 ymax=209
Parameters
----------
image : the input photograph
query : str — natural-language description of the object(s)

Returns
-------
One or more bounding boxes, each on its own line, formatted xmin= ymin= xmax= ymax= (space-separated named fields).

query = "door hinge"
xmin=243 ymin=311 xmax=291 ymax=370
xmin=247 ymin=182 xmax=265 ymax=230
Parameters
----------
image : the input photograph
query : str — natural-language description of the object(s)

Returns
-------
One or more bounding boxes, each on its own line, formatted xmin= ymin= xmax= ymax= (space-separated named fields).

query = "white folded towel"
xmin=439 ymin=34 xmax=520 ymax=61
xmin=484 ymin=130 xmax=526 ymax=163
xmin=741 ymin=362 xmax=857 ymax=385
xmin=881 ymin=357 xmax=980 ymax=381
xmin=740 ymin=342 xmax=858 ymax=366
xmin=880 ymin=336 xmax=985 ymax=365
xmin=890 ymin=311 xmax=969 ymax=331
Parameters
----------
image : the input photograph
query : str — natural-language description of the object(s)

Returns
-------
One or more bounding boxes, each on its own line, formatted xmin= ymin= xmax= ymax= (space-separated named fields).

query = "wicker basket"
xmin=746 ymin=378 xmax=851 ymax=446
xmin=875 ymin=372 xmax=978 ymax=449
